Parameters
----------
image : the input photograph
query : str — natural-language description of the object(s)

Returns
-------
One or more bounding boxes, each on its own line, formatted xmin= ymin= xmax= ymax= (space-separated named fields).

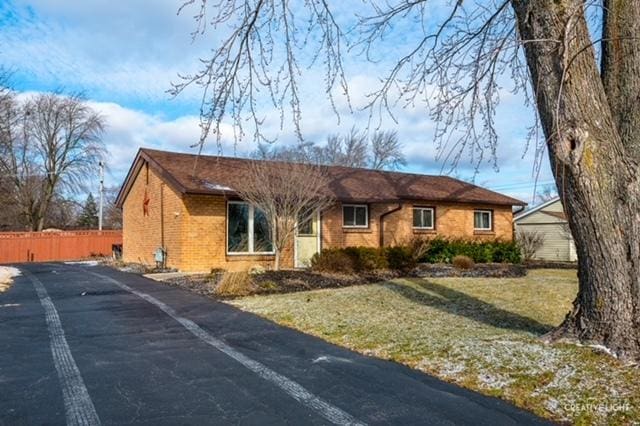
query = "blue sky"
xmin=0 ymin=0 xmax=555 ymax=203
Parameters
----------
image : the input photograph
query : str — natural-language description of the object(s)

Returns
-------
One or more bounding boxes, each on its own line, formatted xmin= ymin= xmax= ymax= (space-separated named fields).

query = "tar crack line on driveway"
xmin=23 ymin=269 xmax=101 ymax=426
xmin=87 ymin=270 xmax=366 ymax=426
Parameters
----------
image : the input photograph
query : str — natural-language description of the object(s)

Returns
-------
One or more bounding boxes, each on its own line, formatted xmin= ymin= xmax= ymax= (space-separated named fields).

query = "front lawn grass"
xmin=229 ymin=269 xmax=639 ymax=425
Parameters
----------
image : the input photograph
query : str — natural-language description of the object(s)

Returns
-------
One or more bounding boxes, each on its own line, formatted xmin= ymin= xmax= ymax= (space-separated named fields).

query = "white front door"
xmin=295 ymin=213 xmax=320 ymax=268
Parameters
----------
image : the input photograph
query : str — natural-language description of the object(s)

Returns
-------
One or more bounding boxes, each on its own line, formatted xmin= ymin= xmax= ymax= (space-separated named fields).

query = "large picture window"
xmin=474 ymin=210 xmax=493 ymax=231
xmin=413 ymin=207 xmax=434 ymax=229
xmin=343 ymin=204 xmax=368 ymax=228
xmin=227 ymin=202 xmax=274 ymax=254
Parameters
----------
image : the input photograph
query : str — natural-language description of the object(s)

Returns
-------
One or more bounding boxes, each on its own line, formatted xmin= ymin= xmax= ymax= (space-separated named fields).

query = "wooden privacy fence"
xmin=0 ymin=230 xmax=122 ymax=264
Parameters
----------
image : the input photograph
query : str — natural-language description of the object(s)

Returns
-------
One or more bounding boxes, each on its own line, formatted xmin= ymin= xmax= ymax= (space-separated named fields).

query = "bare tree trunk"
xmin=36 ymin=180 xmax=56 ymax=231
xmin=274 ymin=249 xmax=280 ymax=271
xmin=511 ymin=0 xmax=640 ymax=359
xmin=601 ymin=0 xmax=640 ymax=162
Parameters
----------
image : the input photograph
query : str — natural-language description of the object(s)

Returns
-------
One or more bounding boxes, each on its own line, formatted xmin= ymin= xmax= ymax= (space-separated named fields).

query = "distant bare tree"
xmin=252 ymin=142 xmax=275 ymax=161
xmin=536 ymin=184 xmax=558 ymax=204
xmin=337 ymin=129 xmax=368 ymax=168
xmin=318 ymin=135 xmax=338 ymax=165
xmin=516 ymin=230 xmax=545 ymax=262
xmin=253 ymin=129 xmax=405 ymax=170
xmin=233 ymin=160 xmax=335 ymax=270
xmin=45 ymin=196 xmax=82 ymax=230
xmin=252 ymin=141 xmax=321 ymax=163
xmin=0 ymin=92 xmax=105 ymax=230
xmin=370 ymin=131 xmax=406 ymax=171
xmin=321 ymin=131 xmax=368 ymax=168
xmin=0 ymin=183 xmax=23 ymax=231
xmin=103 ymin=186 xmax=123 ymax=230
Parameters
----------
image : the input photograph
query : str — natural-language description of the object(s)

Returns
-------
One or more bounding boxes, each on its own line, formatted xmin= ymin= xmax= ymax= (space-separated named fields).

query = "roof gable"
xmin=514 ymin=197 xmax=566 ymax=223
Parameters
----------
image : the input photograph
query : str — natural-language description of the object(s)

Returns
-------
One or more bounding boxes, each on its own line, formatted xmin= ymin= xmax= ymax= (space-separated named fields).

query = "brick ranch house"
xmin=115 ymin=148 xmax=526 ymax=272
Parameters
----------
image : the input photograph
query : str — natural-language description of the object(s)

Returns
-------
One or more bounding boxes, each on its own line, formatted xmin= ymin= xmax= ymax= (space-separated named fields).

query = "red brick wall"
xmin=122 ymin=164 xmax=184 ymax=268
xmin=180 ymin=194 xmax=293 ymax=272
xmin=124 ymin=167 xmax=514 ymax=271
xmin=322 ymin=201 xmax=513 ymax=249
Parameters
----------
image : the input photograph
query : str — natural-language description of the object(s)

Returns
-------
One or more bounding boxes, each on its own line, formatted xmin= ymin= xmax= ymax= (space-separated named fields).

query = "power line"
xmin=0 ymin=171 xmax=56 ymax=177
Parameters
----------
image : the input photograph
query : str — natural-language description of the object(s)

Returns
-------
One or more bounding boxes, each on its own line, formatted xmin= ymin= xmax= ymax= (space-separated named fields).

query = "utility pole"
xmin=98 ymin=161 xmax=104 ymax=231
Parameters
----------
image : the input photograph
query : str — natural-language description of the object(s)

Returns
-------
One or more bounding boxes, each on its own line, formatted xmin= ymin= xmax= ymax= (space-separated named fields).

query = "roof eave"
xmin=179 ymin=192 xmax=526 ymax=206
xmin=514 ymin=196 xmax=561 ymax=221
xmin=115 ymin=148 xmax=189 ymax=208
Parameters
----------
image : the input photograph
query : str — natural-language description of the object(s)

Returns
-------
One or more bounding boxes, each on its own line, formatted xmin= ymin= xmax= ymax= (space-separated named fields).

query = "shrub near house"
xmin=310 ymin=239 xmax=521 ymax=273
xmin=421 ymin=238 xmax=521 ymax=264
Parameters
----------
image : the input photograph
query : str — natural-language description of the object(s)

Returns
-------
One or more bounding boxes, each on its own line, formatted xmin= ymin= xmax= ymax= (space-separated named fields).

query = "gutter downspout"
xmin=379 ymin=204 xmax=403 ymax=247
xmin=513 ymin=205 xmax=526 ymax=215
xmin=512 ymin=204 xmax=526 ymax=242
xmin=160 ymin=183 xmax=166 ymax=268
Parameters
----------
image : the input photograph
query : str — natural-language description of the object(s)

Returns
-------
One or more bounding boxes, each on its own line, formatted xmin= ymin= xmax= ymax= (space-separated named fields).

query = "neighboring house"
xmin=115 ymin=148 xmax=526 ymax=272
xmin=513 ymin=197 xmax=577 ymax=262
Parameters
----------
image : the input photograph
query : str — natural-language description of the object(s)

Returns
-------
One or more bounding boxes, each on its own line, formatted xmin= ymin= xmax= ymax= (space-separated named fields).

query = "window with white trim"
xmin=297 ymin=211 xmax=315 ymax=235
xmin=473 ymin=210 xmax=493 ymax=231
xmin=227 ymin=202 xmax=274 ymax=254
xmin=413 ymin=207 xmax=434 ymax=229
xmin=343 ymin=204 xmax=368 ymax=228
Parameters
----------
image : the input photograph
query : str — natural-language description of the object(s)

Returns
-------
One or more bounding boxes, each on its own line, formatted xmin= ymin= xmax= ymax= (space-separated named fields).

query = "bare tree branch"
xmin=171 ymin=0 xmax=350 ymax=161
xmin=252 ymin=128 xmax=406 ymax=170
xmin=370 ymin=130 xmax=406 ymax=170
xmin=233 ymin=159 xmax=335 ymax=270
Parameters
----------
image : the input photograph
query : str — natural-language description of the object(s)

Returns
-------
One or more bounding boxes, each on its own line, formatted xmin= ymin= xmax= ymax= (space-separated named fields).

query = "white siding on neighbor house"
xmin=516 ymin=223 xmax=571 ymax=261
xmin=516 ymin=210 xmax=565 ymax=225
xmin=543 ymin=199 xmax=565 ymax=213
xmin=514 ymin=198 xmax=576 ymax=262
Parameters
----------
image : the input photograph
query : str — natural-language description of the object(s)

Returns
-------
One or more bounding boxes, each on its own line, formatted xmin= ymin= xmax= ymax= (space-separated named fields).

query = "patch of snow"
xmin=438 ymin=361 xmax=466 ymax=377
xmin=586 ymin=344 xmax=617 ymax=358
xmin=477 ymin=372 xmax=513 ymax=390
xmin=202 ymin=181 xmax=233 ymax=192
xmin=533 ymin=365 xmax=576 ymax=396
xmin=0 ymin=266 xmax=21 ymax=282
xmin=466 ymin=338 xmax=564 ymax=373
xmin=312 ymin=355 xmax=354 ymax=364
xmin=64 ymin=261 xmax=98 ymax=266
xmin=544 ymin=398 xmax=561 ymax=413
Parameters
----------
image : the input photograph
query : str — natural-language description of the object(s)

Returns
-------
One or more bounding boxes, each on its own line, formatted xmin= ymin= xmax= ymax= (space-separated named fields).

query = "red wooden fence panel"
xmin=0 ymin=230 xmax=122 ymax=264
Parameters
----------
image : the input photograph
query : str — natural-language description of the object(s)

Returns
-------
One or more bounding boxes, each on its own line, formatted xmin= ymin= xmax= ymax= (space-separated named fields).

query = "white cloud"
xmin=86 ymin=100 xmax=254 ymax=188
xmin=1 ymin=0 xmax=207 ymax=101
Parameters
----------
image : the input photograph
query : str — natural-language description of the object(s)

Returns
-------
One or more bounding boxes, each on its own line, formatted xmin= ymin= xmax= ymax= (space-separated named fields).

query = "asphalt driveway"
xmin=0 ymin=263 xmax=549 ymax=425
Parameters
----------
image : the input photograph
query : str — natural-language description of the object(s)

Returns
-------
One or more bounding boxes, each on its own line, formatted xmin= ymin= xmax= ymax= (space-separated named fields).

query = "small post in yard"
xmin=98 ymin=161 xmax=104 ymax=231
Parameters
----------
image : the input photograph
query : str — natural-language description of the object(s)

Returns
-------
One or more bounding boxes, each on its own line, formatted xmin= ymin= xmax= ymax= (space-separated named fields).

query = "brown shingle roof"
xmin=117 ymin=148 xmax=525 ymax=207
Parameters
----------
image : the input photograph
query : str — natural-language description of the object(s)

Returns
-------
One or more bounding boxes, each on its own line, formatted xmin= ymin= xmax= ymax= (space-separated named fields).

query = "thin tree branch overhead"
xmin=171 ymin=0 xmax=349 ymax=152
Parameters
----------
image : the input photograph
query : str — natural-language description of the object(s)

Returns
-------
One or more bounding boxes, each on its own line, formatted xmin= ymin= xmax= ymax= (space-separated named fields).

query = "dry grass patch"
xmin=229 ymin=269 xmax=639 ymax=425
xmin=215 ymin=271 xmax=256 ymax=297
